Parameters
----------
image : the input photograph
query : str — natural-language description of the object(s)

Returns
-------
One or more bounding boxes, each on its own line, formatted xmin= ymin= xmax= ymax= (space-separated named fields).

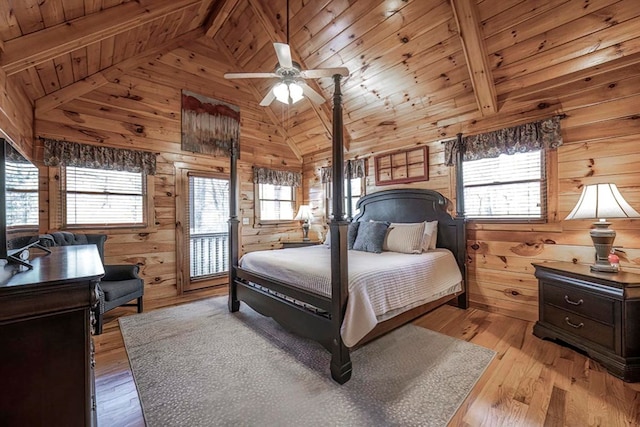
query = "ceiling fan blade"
xmin=298 ymin=82 xmax=326 ymax=104
xmin=224 ymin=72 xmax=279 ymax=79
xmin=274 ymin=42 xmax=293 ymax=69
xmin=299 ymin=67 xmax=350 ymax=79
xmin=259 ymin=90 xmax=276 ymax=107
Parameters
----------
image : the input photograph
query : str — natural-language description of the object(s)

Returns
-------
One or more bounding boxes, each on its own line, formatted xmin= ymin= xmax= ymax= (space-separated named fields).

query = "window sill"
xmin=255 ymin=220 xmax=298 ymax=227
xmin=62 ymin=224 xmax=158 ymax=235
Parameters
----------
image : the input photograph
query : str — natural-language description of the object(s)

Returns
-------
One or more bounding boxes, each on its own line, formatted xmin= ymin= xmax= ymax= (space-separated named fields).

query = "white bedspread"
xmin=239 ymin=246 xmax=463 ymax=347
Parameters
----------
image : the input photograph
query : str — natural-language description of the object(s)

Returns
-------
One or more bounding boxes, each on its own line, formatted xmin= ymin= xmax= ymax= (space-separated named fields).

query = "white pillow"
xmin=383 ymin=222 xmax=426 ymax=254
xmin=422 ymin=220 xmax=438 ymax=251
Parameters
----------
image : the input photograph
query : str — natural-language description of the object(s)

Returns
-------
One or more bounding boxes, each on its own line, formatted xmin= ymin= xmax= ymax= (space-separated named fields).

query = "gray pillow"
xmin=324 ymin=222 xmax=360 ymax=249
xmin=352 ymin=221 xmax=389 ymax=253
xmin=348 ymin=222 xmax=360 ymax=249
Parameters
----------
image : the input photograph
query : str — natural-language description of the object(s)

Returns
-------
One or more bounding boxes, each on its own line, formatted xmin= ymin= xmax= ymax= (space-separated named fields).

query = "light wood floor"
xmin=95 ymin=296 xmax=640 ymax=427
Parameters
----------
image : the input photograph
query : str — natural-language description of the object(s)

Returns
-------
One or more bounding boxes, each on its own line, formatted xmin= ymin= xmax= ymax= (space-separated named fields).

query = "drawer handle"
xmin=564 ymin=295 xmax=584 ymax=306
xmin=564 ymin=317 xmax=584 ymax=329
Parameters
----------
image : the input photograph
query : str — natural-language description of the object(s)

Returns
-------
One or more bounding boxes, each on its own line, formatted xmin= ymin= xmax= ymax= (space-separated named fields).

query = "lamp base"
xmin=302 ymin=221 xmax=310 ymax=241
xmin=590 ymin=263 xmax=619 ymax=273
xmin=589 ymin=221 xmax=617 ymax=273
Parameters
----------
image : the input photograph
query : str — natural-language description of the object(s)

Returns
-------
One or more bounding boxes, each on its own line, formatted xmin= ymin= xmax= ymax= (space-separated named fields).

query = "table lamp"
xmin=565 ymin=183 xmax=640 ymax=272
xmin=294 ymin=205 xmax=313 ymax=241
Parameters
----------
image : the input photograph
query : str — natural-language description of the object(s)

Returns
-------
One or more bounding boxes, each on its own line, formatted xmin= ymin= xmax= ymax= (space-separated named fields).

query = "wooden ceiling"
xmin=2 ymin=0 xmax=640 ymax=160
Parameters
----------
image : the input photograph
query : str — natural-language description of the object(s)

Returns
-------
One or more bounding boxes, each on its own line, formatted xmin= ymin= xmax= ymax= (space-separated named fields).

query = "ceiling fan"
xmin=223 ymin=1 xmax=348 ymax=107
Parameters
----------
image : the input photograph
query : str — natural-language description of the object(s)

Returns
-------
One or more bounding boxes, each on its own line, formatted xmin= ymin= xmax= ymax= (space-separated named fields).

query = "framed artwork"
xmin=181 ymin=90 xmax=240 ymax=157
xmin=374 ymin=146 xmax=429 ymax=186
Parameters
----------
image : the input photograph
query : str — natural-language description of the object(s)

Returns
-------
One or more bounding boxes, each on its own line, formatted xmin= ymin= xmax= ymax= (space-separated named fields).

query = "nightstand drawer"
xmin=543 ymin=304 xmax=615 ymax=350
xmin=542 ymin=282 xmax=614 ymax=325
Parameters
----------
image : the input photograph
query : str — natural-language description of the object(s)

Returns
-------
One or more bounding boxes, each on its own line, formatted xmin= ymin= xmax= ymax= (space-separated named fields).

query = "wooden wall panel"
xmin=34 ymin=46 xmax=302 ymax=309
xmin=0 ymin=74 xmax=34 ymax=154
xmin=304 ymin=60 xmax=640 ymax=322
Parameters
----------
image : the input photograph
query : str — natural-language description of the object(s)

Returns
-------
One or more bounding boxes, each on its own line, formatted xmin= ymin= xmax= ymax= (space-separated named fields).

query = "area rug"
xmin=119 ymin=297 xmax=495 ymax=427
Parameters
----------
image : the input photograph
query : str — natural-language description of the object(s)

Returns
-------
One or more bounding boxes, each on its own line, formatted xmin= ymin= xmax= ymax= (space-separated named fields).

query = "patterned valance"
xmin=444 ymin=116 xmax=563 ymax=166
xmin=5 ymin=143 xmax=29 ymax=163
xmin=42 ymin=138 xmax=157 ymax=175
xmin=253 ymin=167 xmax=301 ymax=187
xmin=320 ymin=159 xmax=366 ymax=183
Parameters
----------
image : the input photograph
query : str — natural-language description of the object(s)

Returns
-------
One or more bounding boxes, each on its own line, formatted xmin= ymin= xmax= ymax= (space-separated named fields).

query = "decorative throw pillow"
xmin=421 ymin=220 xmax=438 ymax=251
xmin=383 ymin=222 xmax=426 ymax=254
xmin=323 ymin=223 xmax=360 ymax=249
xmin=347 ymin=221 xmax=360 ymax=249
xmin=352 ymin=221 xmax=389 ymax=253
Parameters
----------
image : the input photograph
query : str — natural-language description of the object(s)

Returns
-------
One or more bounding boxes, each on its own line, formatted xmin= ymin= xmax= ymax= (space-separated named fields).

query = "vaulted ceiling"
xmin=2 ymin=0 xmax=640 ymax=161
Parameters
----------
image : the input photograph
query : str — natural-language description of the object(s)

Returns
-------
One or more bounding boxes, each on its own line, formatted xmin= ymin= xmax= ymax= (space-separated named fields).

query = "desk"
xmin=0 ymin=245 xmax=104 ymax=426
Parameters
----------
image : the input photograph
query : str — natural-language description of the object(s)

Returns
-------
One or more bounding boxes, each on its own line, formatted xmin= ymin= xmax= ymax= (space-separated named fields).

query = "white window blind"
xmin=258 ymin=183 xmax=295 ymax=221
xmin=463 ymin=150 xmax=545 ymax=219
xmin=64 ymin=166 xmax=145 ymax=226
xmin=6 ymin=160 xmax=39 ymax=227
xmin=188 ymin=175 xmax=229 ymax=278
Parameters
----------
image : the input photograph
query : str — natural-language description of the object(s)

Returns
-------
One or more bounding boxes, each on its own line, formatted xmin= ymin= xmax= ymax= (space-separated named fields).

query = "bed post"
xmin=228 ymin=142 xmax=240 ymax=312
xmin=329 ymin=73 xmax=352 ymax=384
xmin=454 ymin=132 xmax=469 ymax=309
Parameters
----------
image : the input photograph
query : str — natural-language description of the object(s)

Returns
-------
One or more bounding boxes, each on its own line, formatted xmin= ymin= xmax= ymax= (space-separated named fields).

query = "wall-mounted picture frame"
xmin=374 ymin=146 xmax=429 ymax=186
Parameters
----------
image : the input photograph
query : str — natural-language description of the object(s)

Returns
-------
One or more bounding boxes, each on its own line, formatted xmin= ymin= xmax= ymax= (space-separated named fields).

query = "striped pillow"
xmin=422 ymin=220 xmax=438 ymax=251
xmin=383 ymin=222 xmax=426 ymax=254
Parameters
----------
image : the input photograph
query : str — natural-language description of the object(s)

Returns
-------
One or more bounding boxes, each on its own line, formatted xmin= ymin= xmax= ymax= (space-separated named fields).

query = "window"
xmin=256 ymin=183 xmax=296 ymax=221
xmin=326 ymin=177 xmax=364 ymax=219
xmin=188 ymin=175 xmax=229 ymax=280
xmin=462 ymin=150 xmax=545 ymax=220
xmin=6 ymin=158 xmax=39 ymax=228
xmin=63 ymin=166 xmax=147 ymax=227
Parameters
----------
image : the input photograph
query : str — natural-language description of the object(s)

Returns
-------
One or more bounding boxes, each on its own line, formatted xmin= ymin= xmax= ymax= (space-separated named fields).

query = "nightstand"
xmin=282 ymin=241 xmax=321 ymax=249
xmin=532 ymin=262 xmax=640 ymax=382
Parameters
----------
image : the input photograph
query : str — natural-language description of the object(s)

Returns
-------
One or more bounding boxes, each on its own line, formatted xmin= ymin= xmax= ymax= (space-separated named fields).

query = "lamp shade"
xmin=565 ymin=183 xmax=640 ymax=220
xmin=294 ymin=205 xmax=313 ymax=221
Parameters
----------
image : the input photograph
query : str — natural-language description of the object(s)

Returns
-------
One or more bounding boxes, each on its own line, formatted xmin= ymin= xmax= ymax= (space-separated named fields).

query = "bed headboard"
xmin=352 ymin=188 xmax=466 ymax=277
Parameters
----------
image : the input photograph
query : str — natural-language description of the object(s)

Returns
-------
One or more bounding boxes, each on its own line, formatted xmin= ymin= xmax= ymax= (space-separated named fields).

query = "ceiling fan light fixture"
xmin=272 ymin=81 xmax=304 ymax=105
xmin=273 ymin=82 xmax=289 ymax=104
xmin=289 ymin=82 xmax=304 ymax=103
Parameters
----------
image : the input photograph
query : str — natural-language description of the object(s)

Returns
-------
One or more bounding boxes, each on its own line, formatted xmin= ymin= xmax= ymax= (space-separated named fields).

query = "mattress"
xmin=239 ymin=245 xmax=463 ymax=347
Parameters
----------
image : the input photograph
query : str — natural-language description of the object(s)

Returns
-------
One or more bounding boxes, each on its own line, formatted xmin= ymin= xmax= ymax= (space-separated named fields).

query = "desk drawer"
xmin=542 ymin=282 xmax=614 ymax=325
xmin=543 ymin=304 xmax=615 ymax=350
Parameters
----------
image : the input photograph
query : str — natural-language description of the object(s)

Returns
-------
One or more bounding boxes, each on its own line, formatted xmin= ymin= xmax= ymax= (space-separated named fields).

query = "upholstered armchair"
xmin=40 ymin=232 xmax=144 ymax=334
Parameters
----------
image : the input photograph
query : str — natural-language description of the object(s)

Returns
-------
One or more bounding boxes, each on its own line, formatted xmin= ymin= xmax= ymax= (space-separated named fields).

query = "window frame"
xmin=5 ymin=157 xmax=39 ymax=231
xmin=254 ymin=182 xmax=299 ymax=225
xmin=460 ymin=149 xmax=556 ymax=224
xmin=325 ymin=176 xmax=365 ymax=220
xmin=49 ymin=165 xmax=155 ymax=232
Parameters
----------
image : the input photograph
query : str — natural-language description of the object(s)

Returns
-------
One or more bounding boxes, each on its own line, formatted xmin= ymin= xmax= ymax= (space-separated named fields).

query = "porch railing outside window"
xmin=190 ymin=232 xmax=229 ymax=278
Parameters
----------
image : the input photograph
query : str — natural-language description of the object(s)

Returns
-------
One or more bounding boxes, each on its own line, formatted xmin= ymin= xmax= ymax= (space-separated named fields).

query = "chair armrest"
xmin=103 ymin=264 xmax=141 ymax=281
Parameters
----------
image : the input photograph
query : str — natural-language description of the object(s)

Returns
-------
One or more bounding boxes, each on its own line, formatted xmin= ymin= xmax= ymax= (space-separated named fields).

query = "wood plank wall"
xmin=32 ymin=37 xmax=303 ymax=309
xmin=304 ymin=61 xmax=640 ymax=322
xmin=1 ymin=74 xmax=33 ymax=154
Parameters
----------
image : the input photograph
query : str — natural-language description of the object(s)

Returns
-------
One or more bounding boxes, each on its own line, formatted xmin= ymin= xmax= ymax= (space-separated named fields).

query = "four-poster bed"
xmin=227 ymin=75 xmax=467 ymax=384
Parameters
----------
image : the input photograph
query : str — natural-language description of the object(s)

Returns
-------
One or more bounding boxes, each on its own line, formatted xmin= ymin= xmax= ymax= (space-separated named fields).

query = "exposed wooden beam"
xmin=451 ymin=0 xmax=498 ymax=115
xmin=211 ymin=38 xmax=303 ymax=162
xmin=204 ymin=0 xmax=242 ymax=38
xmin=1 ymin=0 xmax=200 ymax=76
xmin=247 ymin=0 xmax=351 ymax=152
xmin=35 ymin=28 xmax=205 ymax=115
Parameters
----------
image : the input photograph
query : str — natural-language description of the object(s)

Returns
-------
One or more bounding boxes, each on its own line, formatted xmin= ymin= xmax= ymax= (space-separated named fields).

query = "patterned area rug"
xmin=119 ymin=297 xmax=495 ymax=427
